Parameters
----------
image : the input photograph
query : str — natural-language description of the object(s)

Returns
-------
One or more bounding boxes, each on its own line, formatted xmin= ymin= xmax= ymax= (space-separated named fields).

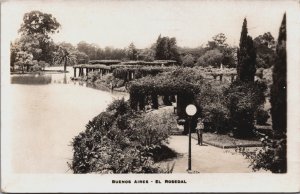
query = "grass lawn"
xmin=150 ymin=106 xmax=263 ymax=149
xmin=192 ymin=132 xmax=262 ymax=149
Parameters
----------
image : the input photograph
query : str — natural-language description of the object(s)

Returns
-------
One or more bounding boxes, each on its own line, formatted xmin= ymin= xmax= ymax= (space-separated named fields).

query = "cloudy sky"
xmin=2 ymin=0 xmax=289 ymax=49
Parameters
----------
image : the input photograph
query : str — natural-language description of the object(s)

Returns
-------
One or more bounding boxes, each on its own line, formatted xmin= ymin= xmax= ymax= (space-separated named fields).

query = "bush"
xmin=255 ymin=108 xmax=270 ymax=125
xmin=87 ymin=71 xmax=101 ymax=82
xmin=239 ymin=134 xmax=287 ymax=173
xmin=203 ymin=102 xmax=229 ymax=134
xmin=196 ymin=49 xmax=223 ymax=68
xmin=181 ymin=54 xmax=195 ymax=67
xmin=196 ymin=81 xmax=230 ymax=133
xmin=224 ymin=81 xmax=266 ymax=138
xmin=70 ymin=98 xmax=174 ymax=174
xmin=31 ymin=64 xmax=42 ymax=72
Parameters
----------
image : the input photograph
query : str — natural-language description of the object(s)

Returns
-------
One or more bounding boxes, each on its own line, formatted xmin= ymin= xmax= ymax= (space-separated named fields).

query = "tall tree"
xmin=245 ymin=14 xmax=287 ymax=173
xmin=16 ymin=11 xmax=61 ymax=64
xmin=207 ymin=33 xmax=228 ymax=49
xmin=127 ymin=42 xmax=138 ymax=60
xmin=19 ymin=11 xmax=60 ymax=36
xmin=205 ymin=33 xmax=236 ymax=68
xmin=54 ymin=47 xmax=76 ymax=72
xmin=268 ymin=13 xmax=287 ymax=173
xmin=154 ymin=35 xmax=180 ymax=63
xmin=271 ymin=14 xmax=287 ymax=138
xmin=254 ymin=32 xmax=276 ymax=68
xmin=237 ymin=18 xmax=256 ymax=82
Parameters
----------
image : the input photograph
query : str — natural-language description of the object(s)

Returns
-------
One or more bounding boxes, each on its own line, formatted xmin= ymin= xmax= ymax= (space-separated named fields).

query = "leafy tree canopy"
xmin=254 ymin=32 xmax=276 ymax=68
xmin=19 ymin=10 xmax=61 ymax=36
xmin=155 ymin=35 xmax=181 ymax=63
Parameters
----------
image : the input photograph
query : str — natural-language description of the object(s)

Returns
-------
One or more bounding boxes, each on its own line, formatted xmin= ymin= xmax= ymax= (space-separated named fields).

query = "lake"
xmin=8 ymin=67 xmax=128 ymax=173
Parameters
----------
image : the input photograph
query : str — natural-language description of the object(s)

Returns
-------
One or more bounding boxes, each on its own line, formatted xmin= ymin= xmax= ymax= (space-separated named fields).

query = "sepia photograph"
xmin=1 ymin=0 xmax=300 ymax=192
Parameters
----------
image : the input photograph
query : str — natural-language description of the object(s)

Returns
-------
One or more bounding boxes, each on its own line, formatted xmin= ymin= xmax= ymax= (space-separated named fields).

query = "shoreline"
xmin=11 ymin=70 xmax=69 ymax=75
xmin=72 ymin=76 xmax=129 ymax=94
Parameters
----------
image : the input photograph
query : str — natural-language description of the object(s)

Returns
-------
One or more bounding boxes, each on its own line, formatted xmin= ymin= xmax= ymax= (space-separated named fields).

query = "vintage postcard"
xmin=1 ymin=0 xmax=300 ymax=193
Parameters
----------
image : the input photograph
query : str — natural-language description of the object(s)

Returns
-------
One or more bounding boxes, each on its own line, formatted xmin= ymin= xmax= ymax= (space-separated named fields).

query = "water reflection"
xmin=11 ymin=74 xmax=52 ymax=85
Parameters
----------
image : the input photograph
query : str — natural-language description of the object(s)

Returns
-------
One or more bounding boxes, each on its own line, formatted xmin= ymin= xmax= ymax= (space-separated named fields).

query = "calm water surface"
xmin=10 ymin=67 xmax=128 ymax=173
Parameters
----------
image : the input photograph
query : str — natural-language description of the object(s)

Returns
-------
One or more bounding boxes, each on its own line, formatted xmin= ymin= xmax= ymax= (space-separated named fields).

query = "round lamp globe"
xmin=185 ymin=104 xmax=197 ymax=116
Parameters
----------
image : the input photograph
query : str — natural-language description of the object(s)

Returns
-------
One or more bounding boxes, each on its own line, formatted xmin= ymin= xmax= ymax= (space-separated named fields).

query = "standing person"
xmin=196 ymin=118 xmax=204 ymax=145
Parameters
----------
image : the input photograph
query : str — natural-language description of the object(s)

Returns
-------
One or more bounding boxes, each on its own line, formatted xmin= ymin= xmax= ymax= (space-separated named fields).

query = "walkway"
xmin=158 ymin=135 xmax=261 ymax=173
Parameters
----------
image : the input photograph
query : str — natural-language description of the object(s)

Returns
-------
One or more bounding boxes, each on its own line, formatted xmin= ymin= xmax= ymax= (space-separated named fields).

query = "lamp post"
xmin=185 ymin=104 xmax=197 ymax=171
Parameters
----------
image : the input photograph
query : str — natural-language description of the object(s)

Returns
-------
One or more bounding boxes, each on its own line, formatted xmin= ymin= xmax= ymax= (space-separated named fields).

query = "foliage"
xmin=238 ymin=134 xmax=287 ymax=173
xmin=199 ymin=33 xmax=237 ymax=68
xmin=137 ymin=48 xmax=155 ymax=61
xmin=196 ymin=82 xmax=230 ymax=133
xmin=77 ymin=41 xmax=127 ymax=60
xmin=18 ymin=10 xmax=60 ymax=36
xmin=87 ymin=71 xmax=101 ymax=82
xmin=178 ymin=46 xmax=206 ymax=59
xmin=254 ymin=32 xmax=276 ymax=68
xmin=255 ymin=108 xmax=270 ymax=125
xmin=181 ymin=54 xmax=195 ymax=67
xmin=269 ymin=13 xmax=287 ymax=172
xmin=237 ymin=18 xmax=256 ymax=82
xmin=53 ymin=46 xmax=77 ymax=71
xmin=11 ymin=47 xmax=48 ymax=73
xmin=237 ymin=15 xmax=287 ymax=173
xmin=129 ymin=67 xmax=204 ymax=96
xmin=129 ymin=68 xmax=205 ymax=118
xmin=113 ymin=66 xmax=172 ymax=81
xmin=207 ymin=33 xmax=228 ymax=49
xmin=224 ymin=81 xmax=266 ymax=138
xmin=126 ymin=42 xmax=138 ymax=60
xmin=270 ymin=14 xmax=287 ymax=138
xmin=17 ymin=11 xmax=60 ymax=64
xmin=70 ymin=98 xmax=173 ymax=173
xmin=11 ymin=11 xmax=60 ymax=71
xmin=222 ymin=46 xmax=237 ymax=68
xmin=155 ymin=35 xmax=181 ymax=63
xmin=196 ymin=49 xmax=223 ymax=68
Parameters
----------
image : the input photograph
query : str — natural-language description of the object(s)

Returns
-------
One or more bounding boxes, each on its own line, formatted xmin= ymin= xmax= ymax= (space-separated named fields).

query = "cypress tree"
xmin=271 ymin=13 xmax=287 ymax=138
xmin=271 ymin=14 xmax=287 ymax=173
xmin=250 ymin=14 xmax=286 ymax=173
xmin=227 ymin=18 xmax=262 ymax=138
xmin=237 ymin=18 xmax=256 ymax=82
